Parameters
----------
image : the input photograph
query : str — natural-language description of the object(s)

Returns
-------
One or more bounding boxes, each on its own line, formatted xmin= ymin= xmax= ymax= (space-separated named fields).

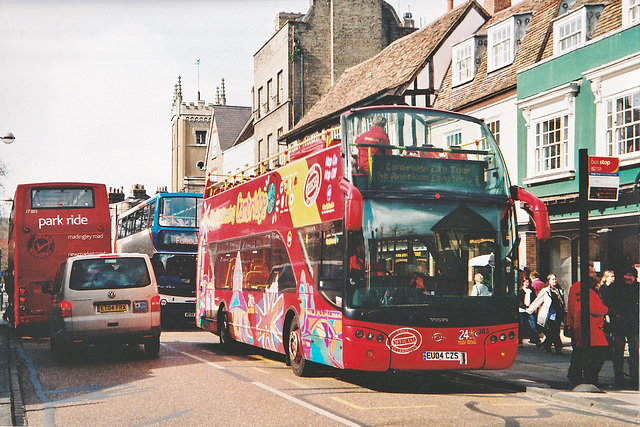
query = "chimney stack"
xmin=448 ymin=0 xmax=454 ymax=12
xmin=403 ymin=12 xmax=415 ymax=28
xmin=483 ymin=0 xmax=512 ymax=14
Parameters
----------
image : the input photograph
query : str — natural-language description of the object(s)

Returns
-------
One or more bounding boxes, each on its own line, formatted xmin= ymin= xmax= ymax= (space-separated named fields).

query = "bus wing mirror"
xmin=511 ymin=186 xmax=551 ymax=240
xmin=340 ymin=178 xmax=363 ymax=231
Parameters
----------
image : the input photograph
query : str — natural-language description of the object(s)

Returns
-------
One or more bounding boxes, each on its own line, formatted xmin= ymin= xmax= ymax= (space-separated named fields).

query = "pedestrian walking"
xmin=529 ymin=270 xmax=545 ymax=294
xmin=517 ymin=276 xmax=540 ymax=346
xmin=526 ymin=274 xmax=565 ymax=354
xmin=566 ymin=264 xmax=609 ymax=385
xmin=602 ymin=266 xmax=639 ymax=388
xmin=598 ymin=270 xmax=615 ymax=346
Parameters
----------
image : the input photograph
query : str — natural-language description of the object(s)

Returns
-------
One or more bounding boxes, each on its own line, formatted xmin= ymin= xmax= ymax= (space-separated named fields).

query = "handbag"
xmin=548 ymin=305 xmax=557 ymax=322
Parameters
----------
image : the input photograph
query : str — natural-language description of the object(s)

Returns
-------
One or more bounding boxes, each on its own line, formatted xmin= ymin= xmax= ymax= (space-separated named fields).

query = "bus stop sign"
xmin=588 ymin=156 xmax=619 ymax=201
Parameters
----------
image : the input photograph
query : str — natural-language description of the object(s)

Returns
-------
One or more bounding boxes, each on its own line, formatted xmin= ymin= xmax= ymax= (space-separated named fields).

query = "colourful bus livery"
xmin=196 ymin=106 xmax=550 ymax=376
xmin=5 ymin=183 xmax=112 ymax=330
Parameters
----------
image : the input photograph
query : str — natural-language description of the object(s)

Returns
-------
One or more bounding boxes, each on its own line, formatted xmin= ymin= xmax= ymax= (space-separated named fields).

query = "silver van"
xmin=49 ymin=253 xmax=161 ymax=359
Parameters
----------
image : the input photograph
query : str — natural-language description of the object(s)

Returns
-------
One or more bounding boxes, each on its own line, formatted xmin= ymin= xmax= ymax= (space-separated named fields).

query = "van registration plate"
xmin=98 ymin=304 xmax=128 ymax=313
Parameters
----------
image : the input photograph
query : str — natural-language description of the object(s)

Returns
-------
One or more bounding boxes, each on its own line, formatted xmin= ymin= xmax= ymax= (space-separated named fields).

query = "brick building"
xmin=252 ymin=0 xmax=415 ymax=169
xmin=283 ymin=0 xmax=490 ymax=142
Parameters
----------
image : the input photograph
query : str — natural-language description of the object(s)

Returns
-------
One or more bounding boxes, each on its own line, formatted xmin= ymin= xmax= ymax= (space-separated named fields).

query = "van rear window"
xmin=69 ymin=258 xmax=151 ymax=290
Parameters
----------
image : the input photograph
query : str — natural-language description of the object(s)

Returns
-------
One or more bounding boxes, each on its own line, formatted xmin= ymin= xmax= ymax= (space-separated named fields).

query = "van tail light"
xmin=151 ymin=295 xmax=161 ymax=313
xmin=60 ymin=301 xmax=72 ymax=318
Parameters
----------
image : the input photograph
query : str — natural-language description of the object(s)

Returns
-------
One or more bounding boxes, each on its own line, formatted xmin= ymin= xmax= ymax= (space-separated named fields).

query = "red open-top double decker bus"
xmin=5 ymin=182 xmax=112 ymax=331
xmin=196 ymin=106 xmax=550 ymax=376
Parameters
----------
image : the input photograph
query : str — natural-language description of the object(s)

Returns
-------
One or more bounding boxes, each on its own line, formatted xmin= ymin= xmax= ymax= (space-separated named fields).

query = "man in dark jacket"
xmin=603 ymin=266 xmax=639 ymax=387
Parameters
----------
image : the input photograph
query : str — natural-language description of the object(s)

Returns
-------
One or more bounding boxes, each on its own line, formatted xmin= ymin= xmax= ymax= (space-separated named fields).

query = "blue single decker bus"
xmin=116 ymin=192 xmax=202 ymax=324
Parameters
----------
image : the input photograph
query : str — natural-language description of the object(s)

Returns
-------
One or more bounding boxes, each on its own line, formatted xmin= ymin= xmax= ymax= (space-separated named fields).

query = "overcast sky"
xmin=0 ymin=0 xmax=455 ymax=214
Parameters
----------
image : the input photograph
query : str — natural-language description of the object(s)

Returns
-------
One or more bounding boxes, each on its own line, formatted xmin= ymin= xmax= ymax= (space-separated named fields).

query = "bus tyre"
xmin=288 ymin=316 xmax=308 ymax=376
xmin=144 ymin=336 xmax=160 ymax=358
xmin=219 ymin=308 xmax=235 ymax=350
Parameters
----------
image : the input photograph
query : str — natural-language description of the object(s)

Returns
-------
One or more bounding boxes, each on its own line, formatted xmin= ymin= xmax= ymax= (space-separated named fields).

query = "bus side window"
xmin=147 ymin=201 xmax=156 ymax=228
xmin=243 ymin=248 xmax=269 ymax=290
xmin=270 ymin=233 xmax=295 ymax=293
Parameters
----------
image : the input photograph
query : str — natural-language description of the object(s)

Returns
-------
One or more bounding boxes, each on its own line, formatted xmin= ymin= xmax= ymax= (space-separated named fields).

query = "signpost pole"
xmin=579 ymin=148 xmax=591 ymax=384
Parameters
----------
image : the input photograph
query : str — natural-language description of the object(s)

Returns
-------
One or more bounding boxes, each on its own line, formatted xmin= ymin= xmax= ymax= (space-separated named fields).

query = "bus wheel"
xmin=218 ymin=308 xmax=234 ymax=350
xmin=288 ymin=316 xmax=307 ymax=376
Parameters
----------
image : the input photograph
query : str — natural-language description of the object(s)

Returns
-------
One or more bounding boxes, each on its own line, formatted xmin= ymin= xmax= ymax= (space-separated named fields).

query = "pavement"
xmin=1 ymin=303 xmax=638 ymax=425
xmin=1 ymin=313 xmax=15 ymax=426
xmin=458 ymin=335 xmax=639 ymax=421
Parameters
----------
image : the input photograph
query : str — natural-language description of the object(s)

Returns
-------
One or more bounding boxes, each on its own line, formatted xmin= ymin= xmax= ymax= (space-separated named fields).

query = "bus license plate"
xmin=98 ymin=304 xmax=128 ymax=313
xmin=184 ymin=312 xmax=195 ymax=318
xmin=423 ymin=351 xmax=467 ymax=365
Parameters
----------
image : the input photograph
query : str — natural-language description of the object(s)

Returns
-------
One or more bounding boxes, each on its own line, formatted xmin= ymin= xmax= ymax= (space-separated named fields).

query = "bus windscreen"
xmin=31 ymin=188 xmax=95 ymax=208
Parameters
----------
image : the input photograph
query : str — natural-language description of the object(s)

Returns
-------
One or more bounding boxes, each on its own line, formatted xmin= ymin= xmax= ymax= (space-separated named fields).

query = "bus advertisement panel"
xmin=115 ymin=192 xmax=202 ymax=324
xmin=196 ymin=106 xmax=550 ymax=376
xmin=5 ymin=182 xmax=112 ymax=330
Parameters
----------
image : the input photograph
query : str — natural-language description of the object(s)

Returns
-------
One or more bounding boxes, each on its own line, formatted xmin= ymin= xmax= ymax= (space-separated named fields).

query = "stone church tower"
xmin=171 ymin=76 xmax=215 ymax=193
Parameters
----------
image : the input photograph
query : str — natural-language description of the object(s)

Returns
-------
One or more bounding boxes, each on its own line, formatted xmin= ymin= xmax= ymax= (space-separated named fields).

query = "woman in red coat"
xmin=566 ymin=264 xmax=609 ymax=385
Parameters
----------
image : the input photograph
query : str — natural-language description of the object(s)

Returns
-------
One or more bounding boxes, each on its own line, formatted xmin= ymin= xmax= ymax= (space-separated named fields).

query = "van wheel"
xmin=218 ymin=308 xmax=235 ymax=350
xmin=288 ymin=316 xmax=308 ymax=376
xmin=144 ymin=336 xmax=160 ymax=358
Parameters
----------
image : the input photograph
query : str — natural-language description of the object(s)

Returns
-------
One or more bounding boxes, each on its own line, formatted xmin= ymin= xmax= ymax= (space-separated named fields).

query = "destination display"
xmin=158 ymin=230 xmax=199 ymax=249
xmin=369 ymin=156 xmax=486 ymax=189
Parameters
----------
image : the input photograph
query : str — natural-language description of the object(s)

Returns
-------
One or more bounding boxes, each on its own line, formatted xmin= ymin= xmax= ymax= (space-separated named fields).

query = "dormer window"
xmin=623 ymin=0 xmax=640 ymax=26
xmin=452 ymin=39 xmax=474 ymax=86
xmin=554 ymin=13 xmax=584 ymax=54
xmin=553 ymin=4 xmax=605 ymax=56
xmin=488 ymin=19 xmax=514 ymax=72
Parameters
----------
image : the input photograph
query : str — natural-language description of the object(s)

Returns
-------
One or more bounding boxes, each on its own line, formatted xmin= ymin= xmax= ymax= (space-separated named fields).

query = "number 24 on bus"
xmin=195 ymin=106 xmax=550 ymax=376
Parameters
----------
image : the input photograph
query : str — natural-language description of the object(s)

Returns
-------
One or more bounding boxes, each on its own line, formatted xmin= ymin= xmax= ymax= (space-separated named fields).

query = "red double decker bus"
xmin=5 ymin=182 xmax=112 ymax=331
xmin=196 ymin=106 xmax=549 ymax=376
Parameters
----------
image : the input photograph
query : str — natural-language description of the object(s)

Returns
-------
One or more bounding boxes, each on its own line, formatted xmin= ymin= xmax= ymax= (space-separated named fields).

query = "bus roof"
xmin=120 ymin=191 xmax=202 ymax=217
xmin=16 ymin=182 xmax=106 ymax=189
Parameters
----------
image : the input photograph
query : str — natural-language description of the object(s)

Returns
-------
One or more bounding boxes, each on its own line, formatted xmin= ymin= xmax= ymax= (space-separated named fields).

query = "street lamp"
xmin=1 ymin=132 xmax=15 ymax=144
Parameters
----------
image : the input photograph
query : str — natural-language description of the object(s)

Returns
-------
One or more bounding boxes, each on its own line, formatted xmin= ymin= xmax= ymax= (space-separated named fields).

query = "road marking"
xmin=250 ymin=367 xmax=270 ymax=374
xmin=330 ymin=396 xmax=437 ymax=410
xmin=170 ymin=346 xmax=360 ymax=426
xmin=490 ymin=403 xmax=548 ymax=407
xmin=253 ymin=382 xmax=361 ymax=427
xmin=250 ymin=354 xmax=285 ymax=366
xmin=163 ymin=344 xmax=226 ymax=370
xmin=283 ymin=378 xmax=311 ymax=389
